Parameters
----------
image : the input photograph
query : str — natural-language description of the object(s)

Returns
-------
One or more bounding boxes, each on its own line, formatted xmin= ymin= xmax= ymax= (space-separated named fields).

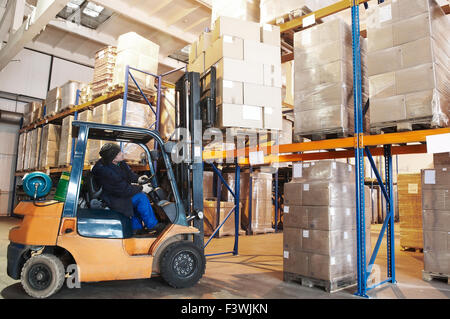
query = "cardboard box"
xmin=290 ymin=161 xmax=355 ymax=183
xmin=215 ymin=58 xmax=263 ymax=85
xmin=203 ymin=200 xmax=242 ymax=237
xmin=46 ymin=87 xmax=61 ymax=103
xmin=422 ymin=189 xmax=450 ymax=210
xmin=260 ymin=24 xmax=281 ymax=46
xmin=218 ymin=104 xmax=263 ymax=129
xmin=243 ymin=83 xmax=282 ymax=107
xmin=309 ymin=252 xmax=356 ymax=281
xmin=205 ymin=36 xmax=244 ymax=70
xmin=284 ymin=182 xmax=303 ymax=206
xmin=294 ymin=105 xmax=351 ymax=134
xmin=116 ymin=32 xmax=160 ymax=57
xmin=395 ymin=63 xmax=437 ymax=95
xmin=263 ymin=107 xmax=283 ymax=130
xmin=423 ymin=250 xmax=449 ymax=274
xmin=370 ymin=95 xmax=406 ymax=124
xmin=188 ymin=52 xmax=205 ymax=73
xmin=284 ymin=205 xmax=355 ymax=230
xmin=58 ymin=115 xmax=74 ymax=167
xmin=405 ymin=89 xmax=442 ymax=120
xmin=433 ymin=153 xmax=450 ymax=166
xmin=197 ymin=32 xmax=212 ymax=54
xmin=423 ymin=230 xmax=449 ymax=252
xmin=113 ymin=49 xmax=158 ymax=89
xmin=45 ymin=99 xmax=62 ymax=115
xmin=189 ymin=40 xmax=197 ymax=64
xmin=61 ymin=80 xmax=82 ymax=108
xmin=423 ymin=210 xmax=450 ymax=232
xmin=283 ymin=249 xmax=309 ymax=277
xmin=243 ymin=40 xmax=281 ymax=64
xmin=215 ymin=79 xmax=244 ymax=105
xmin=422 ymin=168 xmax=450 ymax=188
xmin=263 ymin=64 xmax=282 ymax=87
xmin=211 ymin=16 xmax=260 ymax=43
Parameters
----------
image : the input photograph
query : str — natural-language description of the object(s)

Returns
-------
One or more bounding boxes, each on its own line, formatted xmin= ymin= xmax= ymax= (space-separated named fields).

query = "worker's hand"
xmin=142 ymin=183 xmax=153 ymax=194
xmin=138 ymin=175 xmax=149 ymax=184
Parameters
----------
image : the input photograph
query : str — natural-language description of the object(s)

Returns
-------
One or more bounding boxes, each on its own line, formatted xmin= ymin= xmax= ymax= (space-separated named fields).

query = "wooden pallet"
xmin=246 ymin=227 xmax=275 ymax=235
xmin=370 ymin=117 xmax=440 ymax=134
xmin=44 ymin=112 xmax=56 ymax=119
xmin=295 ymin=128 xmax=351 ymax=142
xmin=400 ymin=246 xmax=423 ymax=253
xmin=422 ymin=270 xmax=449 ymax=284
xmin=283 ymin=272 xmax=357 ymax=293
xmin=58 ymin=104 xmax=75 ymax=113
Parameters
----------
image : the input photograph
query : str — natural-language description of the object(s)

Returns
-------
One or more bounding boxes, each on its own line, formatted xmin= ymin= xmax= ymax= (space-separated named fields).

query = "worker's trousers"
xmin=131 ymin=192 xmax=158 ymax=230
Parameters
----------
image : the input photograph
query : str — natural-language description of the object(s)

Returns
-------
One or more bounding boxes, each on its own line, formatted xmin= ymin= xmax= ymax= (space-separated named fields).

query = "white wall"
xmin=0 ymin=122 xmax=19 ymax=215
xmin=49 ymin=57 xmax=93 ymax=90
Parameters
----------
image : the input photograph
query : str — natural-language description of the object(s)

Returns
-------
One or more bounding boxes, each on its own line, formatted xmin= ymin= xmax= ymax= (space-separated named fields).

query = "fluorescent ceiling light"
xmin=83 ymin=2 xmax=104 ymax=18
xmin=67 ymin=0 xmax=84 ymax=9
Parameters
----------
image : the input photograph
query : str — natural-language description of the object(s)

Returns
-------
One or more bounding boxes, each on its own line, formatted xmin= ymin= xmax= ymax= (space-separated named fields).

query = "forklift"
xmin=6 ymin=69 xmax=216 ymax=298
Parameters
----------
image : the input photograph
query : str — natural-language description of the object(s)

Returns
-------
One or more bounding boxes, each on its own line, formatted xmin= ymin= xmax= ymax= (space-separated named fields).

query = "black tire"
xmin=20 ymin=254 xmax=66 ymax=299
xmin=160 ymin=241 xmax=206 ymax=288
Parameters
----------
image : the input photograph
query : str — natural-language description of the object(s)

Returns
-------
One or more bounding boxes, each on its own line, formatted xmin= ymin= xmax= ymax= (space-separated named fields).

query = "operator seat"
xmin=85 ymin=171 xmax=106 ymax=209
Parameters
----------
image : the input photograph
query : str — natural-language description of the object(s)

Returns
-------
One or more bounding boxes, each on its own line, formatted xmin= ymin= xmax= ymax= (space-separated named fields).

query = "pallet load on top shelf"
xmin=367 ymin=0 xmax=449 ymax=133
xmin=293 ymin=18 xmax=369 ymax=141
xmin=23 ymin=128 xmax=41 ymax=170
xmin=61 ymin=80 xmax=83 ymax=110
xmin=39 ymin=124 xmax=61 ymax=169
xmin=211 ymin=0 xmax=260 ymax=25
xmin=16 ymin=133 xmax=26 ymax=171
xmin=113 ymin=32 xmax=159 ymax=91
xmin=78 ymin=110 xmax=93 ymax=165
xmin=22 ymin=102 xmax=42 ymax=126
xmin=397 ymin=174 xmax=423 ymax=251
xmin=421 ymin=164 xmax=450 ymax=280
xmin=79 ymin=82 xmax=93 ymax=104
xmin=58 ymin=115 xmax=74 ymax=167
xmin=45 ymin=87 xmax=61 ymax=117
xmin=189 ymin=15 xmax=283 ymax=131
xmin=92 ymin=46 xmax=117 ymax=97
xmin=283 ymin=161 xmax=372 ymax=292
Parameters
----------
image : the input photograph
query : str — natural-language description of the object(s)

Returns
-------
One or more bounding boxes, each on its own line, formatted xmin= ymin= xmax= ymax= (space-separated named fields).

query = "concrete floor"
xmin=0 ymin=216 xmax=448 ymax=299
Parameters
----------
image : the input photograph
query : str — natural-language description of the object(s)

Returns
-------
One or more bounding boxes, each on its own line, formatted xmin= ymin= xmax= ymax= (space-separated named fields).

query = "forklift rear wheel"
xmin=160 ymin=241 xmax=205 ymax=288
xmin=21 ymin=254 xmax=66 ymax=298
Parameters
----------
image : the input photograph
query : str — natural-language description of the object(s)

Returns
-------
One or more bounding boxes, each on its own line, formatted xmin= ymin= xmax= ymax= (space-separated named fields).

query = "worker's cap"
xmin=99 ymin=143 xmax=121 ymax=164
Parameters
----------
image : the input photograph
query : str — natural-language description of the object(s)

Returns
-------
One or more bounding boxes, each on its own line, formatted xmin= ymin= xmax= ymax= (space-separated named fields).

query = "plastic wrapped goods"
xmin=421 ymin=167 xmax=450 ymax=275
xmin=367 ymin=0 xmax=449 ymax=129
xmin=105 ymin=99 xmax=156 ymax=162
xmin=16 ymin=133 xmax=27 ymax=171
xmin=203 ymin=200 xmax=243 ymax=237
xmin=211 ymin=0 xmax=260 ymax=25
xmin=58 ymin=115 xmax=74 ymax=167
xmin=39 ymin=124 xmax=61 ymax=168
xmin=78 ymin=110 xmax=92 ymax=165
xmin=112 ymin=32 xmax=159 ymax=90
xmin=61 ymin=81 xmax=83 ymax=108
xmin=294 ymin=19 xmax=369 ymax=137
xmin=87 ymin=104 xmax=107 ymax=163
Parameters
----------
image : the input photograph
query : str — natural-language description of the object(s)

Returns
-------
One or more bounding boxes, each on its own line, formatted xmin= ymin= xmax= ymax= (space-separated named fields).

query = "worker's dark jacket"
xmin=91 ymin=159 xmax=143 ymax=218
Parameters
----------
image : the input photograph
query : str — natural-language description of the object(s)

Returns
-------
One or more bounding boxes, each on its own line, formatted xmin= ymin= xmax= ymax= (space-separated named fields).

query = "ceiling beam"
xmin=183 ymin=16 xmax=209 ymax=32
xmin=47 ymin=18 xmax=186 ymax=69
xmin=0 ymin=0 xmax=70 ymax=71
xmin=166 ymin=6 xmax=200 ymax=27
xmin=193 ymin=0 xmax=211 ymax=9
xmin=91 ymin=0 xmax=196 ymax=44
xmin=147 ymin=0 xmax=176 ymax=16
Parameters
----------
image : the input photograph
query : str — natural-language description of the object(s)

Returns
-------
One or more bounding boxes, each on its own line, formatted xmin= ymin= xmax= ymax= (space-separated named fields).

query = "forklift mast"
xmin=174 ymin=68 xmax=217 ymax=250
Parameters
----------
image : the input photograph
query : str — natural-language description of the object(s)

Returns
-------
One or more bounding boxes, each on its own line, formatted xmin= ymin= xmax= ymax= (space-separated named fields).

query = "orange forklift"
xmin=7 ymin=120 xmax=206 ymax=298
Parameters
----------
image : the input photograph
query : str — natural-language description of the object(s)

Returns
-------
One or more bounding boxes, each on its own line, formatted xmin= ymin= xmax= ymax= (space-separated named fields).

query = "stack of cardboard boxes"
xmin=211 ymin=0 xmax=260 ymax=25
xmin=293 ymin=18 xmax=369 ymax=139
xmin=398 ymin=174 xmax=423 ymax=250
xmin=61 ymin=80 xmax=83 ymax=109
xmin=58 ymin=115 xmax=74 ymax=167
xmin=421 ymin=152 xmax=450 ymax=275
xmin=24 ymin=128 xmax=41 ymax=170
xmin=189 ymin=16 xmax=283 ymax=131
xmin=16 ymin=133 xmax=27 ymax=171
xmin=283 ymin=161 xmax=371 ymax=284
xmin=45 ymin=87 xmax=62 ymax=116
xmin=92 ymin=46 xmax=117 ymax=97
xmin=367 ymin=0 xmax=449 ymax=131
xmin=39 ymin=124 xmax=61 ymax=169
xmin=23 ymin=102 xmax=42 ymax=126
xmin=221 ymin=171 xmax=274 ymax=234
xmin=112 ymin=32 xmax=159 ymax=91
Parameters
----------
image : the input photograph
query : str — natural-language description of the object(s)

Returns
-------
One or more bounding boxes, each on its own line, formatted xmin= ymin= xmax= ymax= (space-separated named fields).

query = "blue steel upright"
xmin=384 ymin=145 xmax=396 ymax=283
xmin=350 ymin=1 xmax=368 ymax=298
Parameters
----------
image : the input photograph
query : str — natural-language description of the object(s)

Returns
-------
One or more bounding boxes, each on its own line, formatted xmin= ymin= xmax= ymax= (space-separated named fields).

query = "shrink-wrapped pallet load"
xmin=45 ymin=87 xmax=62 ymax=116
xmin=105 ymin=99 xmax=156 ymax=162
xmin=24 ymin=128 xmax=42 ymax=170
xmin=421 ymin=166 xmax=450 ymax=276
xmin=92 ymin=46 xmax=117 ymax=97
xmin=293 ymin=19 xmax=369 ymax=139
xmin=87 ymin=104 xmax=107 ymax=163
xmin=78 ymin=110 xmax=92 ymax=165
xmin=39 ymin=124 xmax=61 ymax=169
xmin=283 ymin=161 xmax=372 ymax=290
xmin=61 ymin=80 xmax=83 ymax=109
xmin=367 ymin=0 xmax=449 ymax=131
xmin=58 ymin=115 xmax=74 ymax=167
xmin=159 ymin=87 xmax=176 ymax=141
xmin=112 ymin=32 xmax=159 ymax=91
xmin=397 ymin=174 xmax=423 ymax=250
xmin=16 ymin=133 xmax=27 ymax=171
xmin=211 ymin=0 xmax=260 ymax=25
xmin=203 ymin=200 xmax=243 ymax=237
xmin=190 ymin=15 xmax=283 ymax=131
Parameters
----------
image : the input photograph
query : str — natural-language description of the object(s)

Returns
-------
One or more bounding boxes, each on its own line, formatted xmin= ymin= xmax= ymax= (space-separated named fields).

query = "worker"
xmin=92 ymin=143 xmax=165 ymax=235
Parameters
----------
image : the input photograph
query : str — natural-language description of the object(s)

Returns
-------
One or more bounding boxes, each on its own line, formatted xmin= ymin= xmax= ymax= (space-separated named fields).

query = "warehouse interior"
xmin=0 ymin=0 xmax=449 ymax=300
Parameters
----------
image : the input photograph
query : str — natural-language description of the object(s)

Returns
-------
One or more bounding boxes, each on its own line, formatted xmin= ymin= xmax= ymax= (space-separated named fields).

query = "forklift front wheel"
xmin=160 ymin=241 xmax=206 ymax=288
xmin=21 ymin=254 xmax=66 ymax=299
